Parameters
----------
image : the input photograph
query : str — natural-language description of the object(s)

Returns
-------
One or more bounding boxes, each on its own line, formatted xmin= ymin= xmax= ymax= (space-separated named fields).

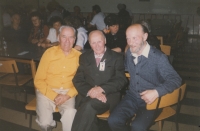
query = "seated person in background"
xmin=103 ymin=14 xmax=127 ymax=53
xmin=71 ymin=30 xmax=127 ymax=131
xmin=28 ymin=11 xmax=49 ymax=46
xmin=139 ymin=20 xmax=161 ymax=50
xmin=125 ymin=20 xmax=161 ymax=52
xmin=108 ymin=23 xmax=182 ymax=131
xmin=64 ymin=16 xmax=88 ymax=51
xmin=88 ymin=5 xmax=106 ymax=31
xmin=38 ymin=16 xmax=62 ymax=48
xmin=34 ymin=26 xmax=81 ymax=131
xmin=3 ymin=12 xmax=27 ymax=52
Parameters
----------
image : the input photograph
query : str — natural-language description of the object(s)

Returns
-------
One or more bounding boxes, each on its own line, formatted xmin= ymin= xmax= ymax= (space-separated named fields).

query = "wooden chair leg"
xmin=14 ymin=88 xmax=17 ymax=100
xmin=175 ymin=114 xmax=179 ymax=131
xmin=158 ymin=120 xmax=163 ymax=131
xmin=0 ymin=86 xmax=2 ymax=107
xmin=29 ymin=111 xmax=33 ymax=129
xmin=25 ymin=109 xmax=27 ymax=119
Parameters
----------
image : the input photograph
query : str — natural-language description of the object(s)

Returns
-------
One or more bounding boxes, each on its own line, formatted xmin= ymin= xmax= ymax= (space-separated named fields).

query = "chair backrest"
xmin=147 ymin=83 xmax=186 ymax=110
xmin=30 ymin=59 xmax=36 ymax=79
xmin=179 ymin=83 xmax=186 ymax=101
xmin=156 ymin=36 xmax=163 ymax=45
xmin=0 ymin=60 xmax=18 ymax=73
xmin=160 ymin=45 xmax=171 ymax=55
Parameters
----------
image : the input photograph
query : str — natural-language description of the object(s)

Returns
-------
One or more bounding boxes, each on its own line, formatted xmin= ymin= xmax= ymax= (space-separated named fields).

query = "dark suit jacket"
xmin=73 ymin=48 xmax=127 ymax=111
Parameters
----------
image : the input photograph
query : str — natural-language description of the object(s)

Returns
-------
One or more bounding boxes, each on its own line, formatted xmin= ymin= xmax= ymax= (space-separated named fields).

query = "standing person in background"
xmin=34 ymin=26 xmax=81 ymax=131
xmin=88 ymin=5 xmax=106 ymax=31
xmin=71 ymin=6 xmax=84 ymax=22
xmin=57 ymin=5 xmax=71 ymax=20
xmin=39 ymin=16 xmax=62 ymax=48
xmin=28 ymin=11 xmax=49 ymax=47
xmin=103 ymin=14 xmax=127 ymax=53
xmin=47 ymin=3 xmax=63 ymax=22
xmin=117 ymin=3 xmax=131 ymax=31
xmin=64 ymin=16 xmax=88 ymax=51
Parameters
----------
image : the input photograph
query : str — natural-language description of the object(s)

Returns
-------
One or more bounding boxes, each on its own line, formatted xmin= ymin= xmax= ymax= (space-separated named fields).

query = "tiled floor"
xmin=0 ymin=37 xmax=200 ymax=131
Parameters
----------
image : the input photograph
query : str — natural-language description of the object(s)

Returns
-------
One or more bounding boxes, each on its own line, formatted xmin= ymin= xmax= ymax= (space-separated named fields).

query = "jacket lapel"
xmin=101 ymin=48 xmax=112 ymax=65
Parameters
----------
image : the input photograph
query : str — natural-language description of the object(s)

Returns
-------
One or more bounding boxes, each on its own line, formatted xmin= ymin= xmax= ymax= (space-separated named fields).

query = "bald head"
xmin=89 ymin=30 xmax=105 ymax=42
xmin=89 ymin=30 xmax=106 ymax=55
xmin=126 ymin=24 xmax=148 ymax=55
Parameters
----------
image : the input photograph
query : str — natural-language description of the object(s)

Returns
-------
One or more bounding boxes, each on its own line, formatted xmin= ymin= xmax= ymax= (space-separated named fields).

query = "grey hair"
xmin=59 ymin=25 xmax=76 ymax=36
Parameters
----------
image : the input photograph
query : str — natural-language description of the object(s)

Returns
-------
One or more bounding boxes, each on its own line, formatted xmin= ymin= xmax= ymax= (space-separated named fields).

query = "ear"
xmin=143 ymin=33 xmax=148 ymax=41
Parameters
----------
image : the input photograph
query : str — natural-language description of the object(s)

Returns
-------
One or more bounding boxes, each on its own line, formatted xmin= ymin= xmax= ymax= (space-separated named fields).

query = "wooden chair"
xmin=96 ymin=83 xmax=186 ymax=131
xmin=0 ymin=60 xmax=33 ymax=106
xmin=157 ymin=36 xmax=164 ymax=45
xmin=147 ymin=83 xmax=186 ymax=131
xmin=160 ymin=45 xmax=171 ymax=56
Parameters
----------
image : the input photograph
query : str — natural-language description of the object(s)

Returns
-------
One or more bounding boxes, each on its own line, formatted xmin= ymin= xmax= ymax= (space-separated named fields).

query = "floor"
xmin=0 ymin=37 xmax=200 ymax=131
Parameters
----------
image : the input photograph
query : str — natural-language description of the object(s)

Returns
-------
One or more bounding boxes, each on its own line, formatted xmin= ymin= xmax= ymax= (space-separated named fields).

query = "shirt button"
xmin=63 ymin=66 xmax=65 ymax=68
xmin=136 ymin=73 xmax=139 ymax=75
xmin=63 ymin=76 xmax=64 ymax=78
xmin=137 ymin=82 xmax=139 ymax=84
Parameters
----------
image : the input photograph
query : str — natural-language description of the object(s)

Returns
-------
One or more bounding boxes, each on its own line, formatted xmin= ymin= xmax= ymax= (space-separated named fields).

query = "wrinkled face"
xmin=89 ymin=31 xmax=106 ymax=55
xmin=59 ymin=27 xmax=76 ymax=53
xmin=12 ymin=14 xmax=20 ymax=26
xmin=109 ymin=24 xmax=119 ymax=35
xmin=31 ymin=16 xmax=41 ymax=27
xmin=126 ymin=24 xmax=148 ymax=55
xmin=53 ymin=21 xmax=61 ymax=31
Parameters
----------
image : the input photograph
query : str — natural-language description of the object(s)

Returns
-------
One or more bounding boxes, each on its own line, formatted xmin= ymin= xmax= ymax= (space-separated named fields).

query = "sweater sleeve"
xmin=155 ymin=54 xmax=182 ymax=97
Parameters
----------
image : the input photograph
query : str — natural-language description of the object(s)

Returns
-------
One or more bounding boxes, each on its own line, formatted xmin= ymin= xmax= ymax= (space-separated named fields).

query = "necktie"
xmin=95 ymin=57 xmax=101 ymax=66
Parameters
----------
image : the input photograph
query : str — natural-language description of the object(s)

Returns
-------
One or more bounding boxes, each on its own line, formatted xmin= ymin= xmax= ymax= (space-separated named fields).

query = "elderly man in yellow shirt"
xmin=34 ymin=26 xmax=81 ymax=131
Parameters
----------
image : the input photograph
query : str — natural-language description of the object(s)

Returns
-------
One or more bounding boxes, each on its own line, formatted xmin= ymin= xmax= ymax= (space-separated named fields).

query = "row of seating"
xmin=0 ymin=55 xmax=185 ymax=131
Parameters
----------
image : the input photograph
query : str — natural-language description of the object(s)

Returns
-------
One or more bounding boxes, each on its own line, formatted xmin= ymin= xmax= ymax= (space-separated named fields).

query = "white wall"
xmin=39 ymin=0 xmax=200 ymax=14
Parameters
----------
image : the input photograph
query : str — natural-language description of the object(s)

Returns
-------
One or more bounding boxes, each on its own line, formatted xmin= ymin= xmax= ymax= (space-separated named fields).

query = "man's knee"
xmin=36 ymin=121 xmax=56 ymax=131
xmin=36 ymin=116 xmax=56 ymax=130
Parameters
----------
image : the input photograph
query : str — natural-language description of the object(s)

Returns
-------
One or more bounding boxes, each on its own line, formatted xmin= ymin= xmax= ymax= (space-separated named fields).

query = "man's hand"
xmin=88 ymin=86 xmax=104 ymax=98
xmin=96 ymin=93 xmax=107 ymax=103
xmin=54 ymin=94 xmax=71 ymax=106
xmin=140 ymin=89 xmax=159 ymax=104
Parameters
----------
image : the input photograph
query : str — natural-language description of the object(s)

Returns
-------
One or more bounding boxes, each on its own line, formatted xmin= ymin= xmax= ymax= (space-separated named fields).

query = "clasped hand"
xmin=140 ymin=89 xmax=159 ymax=104
xmin=88 ymin=86 xmax=107 ymax=103
xmin=54 ymin=94 xmax=70 ymax=106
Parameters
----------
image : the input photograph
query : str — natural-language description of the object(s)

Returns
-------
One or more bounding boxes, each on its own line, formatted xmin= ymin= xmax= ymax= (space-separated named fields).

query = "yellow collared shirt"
xmin=34 ymin=46 xmax=81 ymax=101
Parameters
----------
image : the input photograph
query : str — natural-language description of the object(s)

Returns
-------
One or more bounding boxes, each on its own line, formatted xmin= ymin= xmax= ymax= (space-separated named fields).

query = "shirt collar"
xmin=131 ymin=42 xmax=150 ymax=58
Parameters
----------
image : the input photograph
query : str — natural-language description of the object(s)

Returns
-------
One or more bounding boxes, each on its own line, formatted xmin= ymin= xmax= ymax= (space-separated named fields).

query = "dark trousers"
xmin=108 ymin=92 xmax=161 ymax=131
xmin=71 ymin=97 xmax=109 ymax=131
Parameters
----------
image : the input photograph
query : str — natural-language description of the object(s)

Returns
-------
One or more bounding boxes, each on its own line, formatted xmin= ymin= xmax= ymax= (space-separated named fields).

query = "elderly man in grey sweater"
xmin=108 ymin=23 xmax=182 ymax=131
